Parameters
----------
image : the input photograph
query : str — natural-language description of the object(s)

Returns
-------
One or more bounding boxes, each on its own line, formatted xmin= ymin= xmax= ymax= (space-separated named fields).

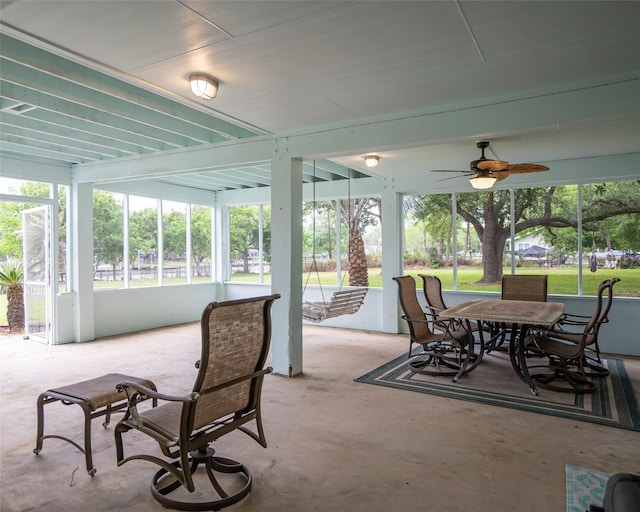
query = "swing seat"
xmin=302 ymin=288 xmax=368 ymax=323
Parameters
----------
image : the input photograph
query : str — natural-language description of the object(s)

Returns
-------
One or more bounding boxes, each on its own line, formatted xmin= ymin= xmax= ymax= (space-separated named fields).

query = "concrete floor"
xmin=1 ymin=323 xmax=638 ymax=512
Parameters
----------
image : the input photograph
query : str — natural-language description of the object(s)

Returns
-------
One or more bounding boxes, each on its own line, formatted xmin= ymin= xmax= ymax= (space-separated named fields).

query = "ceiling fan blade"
xmin=431 ymin=169 xmax=469 ymax=173
xmin=436 ymin=174 xmax=472 ymax=182
xmin=476 ymin=159 xmax=509 ymax=172
xmin=502 ymin=163 xmax=550 ymax=175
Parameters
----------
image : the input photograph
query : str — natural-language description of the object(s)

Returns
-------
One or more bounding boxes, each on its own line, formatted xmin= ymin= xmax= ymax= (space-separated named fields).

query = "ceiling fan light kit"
xmin=431 ymin=140 xmax=549 ymax=189
xmin=469 ymin=175 xmax=498 ymax=189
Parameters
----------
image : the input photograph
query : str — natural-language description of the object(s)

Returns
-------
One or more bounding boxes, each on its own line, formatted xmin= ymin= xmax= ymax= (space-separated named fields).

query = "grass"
xmin=97 ymin=266 xmax=640 ymax=296
xmin=2 ymin=266 xmax=636 ymax=326
xmin=403 ymin=267 xmax=639 ymax=297
xmin=92 ymin=275 xmax=213 ymax=289
xmin=236 ymin=265 xmax=639 ymax=297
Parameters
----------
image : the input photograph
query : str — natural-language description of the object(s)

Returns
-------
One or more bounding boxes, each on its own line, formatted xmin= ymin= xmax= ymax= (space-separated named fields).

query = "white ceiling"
xmin=1 ymin=0 xmax=639 ymax=191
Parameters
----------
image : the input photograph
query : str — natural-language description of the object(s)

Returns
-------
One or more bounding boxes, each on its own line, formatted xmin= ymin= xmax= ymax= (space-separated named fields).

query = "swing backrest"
xmin=302 ymin=288 xmax=368 ymax=322
xmin=322 ymin=288 xmax=368 ymax=320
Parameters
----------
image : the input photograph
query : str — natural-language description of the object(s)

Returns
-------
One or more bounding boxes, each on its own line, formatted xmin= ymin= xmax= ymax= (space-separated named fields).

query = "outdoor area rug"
xmin=355 ymin=349 xmax=640 ymax=431
xmin=565 ymin=464 xmax=610 ymax=512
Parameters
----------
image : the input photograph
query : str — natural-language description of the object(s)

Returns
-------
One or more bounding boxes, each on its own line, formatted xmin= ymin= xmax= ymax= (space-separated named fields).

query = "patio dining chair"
xmin=114 ymin=294 xmax=279 ymax=511
xmin=501 ymin=274 xmax=548 ymax=302
xmin=419 ymin=274 xmax=488 ymax=341
xmin=418 ymin=274 xmax=450 ymax=329
xmin=543 ymin=277 xmax=620 ymax=377
xmin=394 ymin=275 xmax=472 ymax=377
xmin=524 ymin=278 xmax=618 ymax=393
xmin=489 ymin=274 xmax=549 ymax=351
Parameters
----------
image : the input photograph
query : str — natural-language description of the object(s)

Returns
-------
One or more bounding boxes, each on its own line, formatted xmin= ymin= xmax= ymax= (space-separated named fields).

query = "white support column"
xmin=186 ymin=204 xmax=192 ymax=284
xmin=157 ymin=199 xmax=163 ymax=286
xmin=258 ymin=204 xmax=264 ymax=282
xmin=381 ymin=180 xmax=403 ymax=333
xmin=215 ymin=204 xmax=227 ymax=283
xmin=71 ymin=182 xmax=95 ymax=342
xmin=51 ymin=185 xmax=60 ymax=344
xmin=123 ymin=195 xmax=130 ymax=288
xmin=270 ymin=156 xmax=303 ymax=377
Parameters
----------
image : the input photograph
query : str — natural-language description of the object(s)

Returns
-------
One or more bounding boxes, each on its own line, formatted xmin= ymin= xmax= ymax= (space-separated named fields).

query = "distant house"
xmin=505 ymin=230 xmax=547 ymax=253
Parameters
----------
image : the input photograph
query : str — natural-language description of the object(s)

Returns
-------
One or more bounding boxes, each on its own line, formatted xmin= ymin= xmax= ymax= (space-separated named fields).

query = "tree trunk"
xmin=481 ymin=238 xmax=504 ymax=283
xmin=340 ymin=197 xmax=373 ymax=287
xmin=479 ymin=197 xmax=504 ymax=283
xmin=242 ymin=251 xmax=249 ymax=273
xmin=348 ymin=231 xmax=368 ymax=287
xmin=7 ymin=283 xmax=24 ymax=332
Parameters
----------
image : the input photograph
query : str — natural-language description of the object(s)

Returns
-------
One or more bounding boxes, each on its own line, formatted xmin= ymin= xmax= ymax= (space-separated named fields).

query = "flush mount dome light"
xmin=469 ymin=174 xmax=497 ymax=190
xmin=189 ymin=74 xmax=218 ymax=100
xmin=364 ymin=155 xmax=380 ymax=168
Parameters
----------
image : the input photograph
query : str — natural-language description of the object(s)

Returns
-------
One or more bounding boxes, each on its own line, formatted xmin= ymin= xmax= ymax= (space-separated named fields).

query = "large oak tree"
xmin=414 ymin=181 xmax=640 ymax=283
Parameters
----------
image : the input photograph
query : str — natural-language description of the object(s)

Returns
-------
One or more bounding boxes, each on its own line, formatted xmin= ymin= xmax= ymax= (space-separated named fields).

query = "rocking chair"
xmin=114 ymin=294 xmax=280 ymax=511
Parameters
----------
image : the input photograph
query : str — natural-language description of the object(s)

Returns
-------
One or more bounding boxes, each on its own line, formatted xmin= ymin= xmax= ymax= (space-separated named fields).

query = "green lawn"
xmin=2 ymin=266 xmax=636 ymax=325
xmin=92 ymin=275 xmax=213 ymax=289
xmin=402 ymin=267 xmax=639 ymax=297
xmin=234 ymin=265 xmax=638 ymax=297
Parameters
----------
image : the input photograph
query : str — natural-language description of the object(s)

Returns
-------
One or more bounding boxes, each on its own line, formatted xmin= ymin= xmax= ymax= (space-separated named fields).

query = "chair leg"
xmin=485 ymin=322 xmax=508 ymax=353
xmin=150 ymin=445 xmax=253 ymax=511
xmin=583 ymin=353 xmax=610 ymax=377
xmin=529 ymin=358 xmax=596 ymax=394
xmin=408 ymin=342 xmax=468 ymax=377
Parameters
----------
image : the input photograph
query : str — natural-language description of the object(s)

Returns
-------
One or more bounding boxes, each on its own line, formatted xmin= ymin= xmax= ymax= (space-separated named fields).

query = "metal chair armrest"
xmin=117 ymin=381 xmax=198 ymax=429
xmin=557 ymin=313 xmax=591 ymax=326
xmin=117 ymin=381 xmax=197 ymax=404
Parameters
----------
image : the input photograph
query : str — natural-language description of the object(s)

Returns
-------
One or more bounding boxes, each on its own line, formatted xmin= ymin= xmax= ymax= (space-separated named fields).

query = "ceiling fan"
xmin=432 ymin=141 xmax=549 ymax=189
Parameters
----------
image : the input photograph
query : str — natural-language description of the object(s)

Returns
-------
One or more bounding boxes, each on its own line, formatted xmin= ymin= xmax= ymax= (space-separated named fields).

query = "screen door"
xmin=22 ymin=205 xmax=51 ymax=343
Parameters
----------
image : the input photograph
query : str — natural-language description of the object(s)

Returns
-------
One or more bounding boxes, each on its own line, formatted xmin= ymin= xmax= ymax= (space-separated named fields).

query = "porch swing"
xmin=302 ymin=163 xmax=368 ymax=323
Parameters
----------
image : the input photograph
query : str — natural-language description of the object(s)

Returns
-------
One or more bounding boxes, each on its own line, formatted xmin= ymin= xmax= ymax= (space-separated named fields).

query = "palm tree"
xmin=340 ymin=198 xmax=380 ymax=287
xmin=0 ymin=260 xmax=24 ymax=332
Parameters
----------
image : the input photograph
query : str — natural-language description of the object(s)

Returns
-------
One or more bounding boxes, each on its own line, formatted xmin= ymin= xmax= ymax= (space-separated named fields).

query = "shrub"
xmin=0 ymin=260 xmax=24 ymax=332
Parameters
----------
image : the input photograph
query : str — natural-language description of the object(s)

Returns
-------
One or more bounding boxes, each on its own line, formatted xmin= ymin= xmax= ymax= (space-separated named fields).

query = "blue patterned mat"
xmin=566 ymin=464 xmax=611 ymax=512
xmin=355 ymin=351 xmax=640 ymax=431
